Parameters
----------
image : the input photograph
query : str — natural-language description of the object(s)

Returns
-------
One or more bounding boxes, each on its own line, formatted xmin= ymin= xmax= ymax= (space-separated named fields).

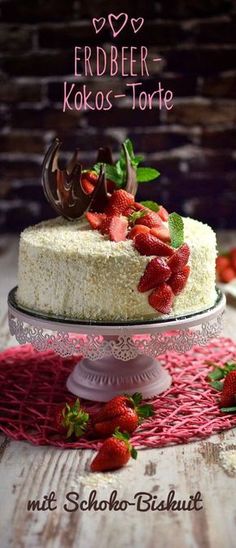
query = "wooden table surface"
xmin=0 ymin=233 xmax=236 ymax=548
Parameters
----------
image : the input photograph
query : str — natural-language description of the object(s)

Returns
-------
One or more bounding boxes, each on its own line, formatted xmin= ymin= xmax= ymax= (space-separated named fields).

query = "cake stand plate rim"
xmin=8 ymin=287 xmax=226 ymax=335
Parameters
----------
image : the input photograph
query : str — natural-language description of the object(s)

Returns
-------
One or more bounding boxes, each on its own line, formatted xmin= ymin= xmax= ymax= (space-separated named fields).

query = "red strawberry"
xmin=169 ymin=265 xmax=190 ymax=295
xmin=90 ymin=429 xmax=137 ymax=472
xmin=128 ymin=225 xmax=150 ymax=240
xmin=135 ymin=210 xmax=162 ymax=229
xmin=148 ymin=283 xmax=174 ymax=314
xmin=138 ymin=258 xmax=171 ymax=292
xmin=216 ymin=256 xmax=230 ymax=274
xmin=158 ymin=205 xmax=169 ymax=221
xmin=167 ymin=243 xmax=190 ymax=273
xmin=134 ymin=233 xmax=174 ymax=257
xmin=55 ymin=399 xmax=89 ymax=438
xmin=92 ymin=392 xmax=154 ymax=437
xmin=220 ymin=371 xmax=236 ymax=408
xmin=86 ymin=211 xmax=106 ymax=230
xmin=230 ymin=248 xmax=236 ymax=262
xmin=106 ymin=189 xmax=134 ymax=215
xmin=101 ymin=215 xmax=128 ymax=242
xmin=81 ymin=170 xmax=98 ymax=194
xmin=150 ymin=226 xmax=171 ymax=243
xmin=220 ymin=266 xmax=236 ymax=283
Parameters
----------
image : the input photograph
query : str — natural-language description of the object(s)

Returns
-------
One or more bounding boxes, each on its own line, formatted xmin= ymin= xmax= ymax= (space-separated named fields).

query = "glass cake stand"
xmin=8 ymin=288 xmax=225 ymax=402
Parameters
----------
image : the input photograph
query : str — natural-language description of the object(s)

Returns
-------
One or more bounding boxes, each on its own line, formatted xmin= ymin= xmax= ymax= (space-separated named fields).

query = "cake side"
xmin=17 ymin=215 xmax=217 ymax=321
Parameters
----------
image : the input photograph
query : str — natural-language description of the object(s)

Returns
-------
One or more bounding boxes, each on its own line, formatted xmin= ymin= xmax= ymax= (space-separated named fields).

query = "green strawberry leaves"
xmin=168 ymin=212 xmax=184 ymax=249
xmin=138 ymin=404 xmax=155 ymax=419
xmin=210 ymin=380 xmax=224 ymax=391
xmin=207 ymin=361 xmax=236 ymax=388
xmin=128 ymin=210 xmax=146 ymax=226
xmin=127 ymin=392 xmax=154 ymax=420
xmin=93 ymin=139 xmax=160 ymax=189
xmin=220 ymin=406 xmax=236 ymax=413
xmin=62 ymin=399 xmax=89 ymax=439
xmin=113 ymin=427 xmax=138 ymax=459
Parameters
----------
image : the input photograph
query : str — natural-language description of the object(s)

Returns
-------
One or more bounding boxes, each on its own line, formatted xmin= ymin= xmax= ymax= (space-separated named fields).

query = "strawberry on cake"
xmin=16 ymin=139 xmax=217 ymax=322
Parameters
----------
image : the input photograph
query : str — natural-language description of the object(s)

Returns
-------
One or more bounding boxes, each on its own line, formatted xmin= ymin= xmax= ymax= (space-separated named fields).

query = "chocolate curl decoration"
xmin=41 ymin=139 xmax=108 ymax=220
xmin=122 ymin=141 xmax=138 ymax=196
xmin=41 ymin=139 xmax=138 ymax=220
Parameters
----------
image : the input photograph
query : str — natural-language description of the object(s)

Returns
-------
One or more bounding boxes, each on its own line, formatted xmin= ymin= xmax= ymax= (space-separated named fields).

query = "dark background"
xmin=0 ymin=0 xmax=236 ymax=232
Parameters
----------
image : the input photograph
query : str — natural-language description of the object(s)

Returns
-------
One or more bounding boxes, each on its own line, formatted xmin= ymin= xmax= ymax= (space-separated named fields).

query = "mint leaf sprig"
xmin=93 ymin=139 xmax=160 ymax=189
xmin=168 ymin=212 xmax=184 ymax=249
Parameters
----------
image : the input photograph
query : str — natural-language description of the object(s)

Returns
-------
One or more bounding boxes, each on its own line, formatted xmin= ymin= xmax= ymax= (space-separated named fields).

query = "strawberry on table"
xmin=169 ymin=265 xmax=190 ymax=295
xmin=220 ymin=371 xmax=236 ymax=408
xmin=134 ymin=233 xmax=174 ymax=257
xmin=55 ymin=399 xmax=89 ymax=438
xmin=138 ymin=257 xmax=171 ymax=292
xmin=167 ymin=243 xmax=190 ymax=273
xmin=92 ymin=392 xmax=154 ymax=437
xmin=148 ymin=283 xmax=174 ymax=314
xmin=90 ymin=429 xmax=138 ymax=472
xmin=216 ymin=256 xmax=231 ymax=274
xmin=220 ymin=266 xmax=236 ymax=283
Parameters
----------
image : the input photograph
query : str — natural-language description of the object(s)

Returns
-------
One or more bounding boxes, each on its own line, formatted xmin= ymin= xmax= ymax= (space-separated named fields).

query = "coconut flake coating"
xmin=17 ymin=216 xmax=217 ymax=321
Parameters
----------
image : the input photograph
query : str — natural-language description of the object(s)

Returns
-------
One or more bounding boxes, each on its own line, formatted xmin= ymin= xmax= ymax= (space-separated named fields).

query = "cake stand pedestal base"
xmin=66 ymin=355 xmax=172 ymax=402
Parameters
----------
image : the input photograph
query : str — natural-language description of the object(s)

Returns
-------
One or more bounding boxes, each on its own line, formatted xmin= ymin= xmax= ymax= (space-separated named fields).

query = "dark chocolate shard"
xmin=41 ymin=139 xmax=108 ymax=220
xmin=122 ymin=142 xmax=138 ymax=196
xmin=97 ymin=146 xmax=113 ymax=165
xmin=41 ymin=139 xmax=138 ymax=220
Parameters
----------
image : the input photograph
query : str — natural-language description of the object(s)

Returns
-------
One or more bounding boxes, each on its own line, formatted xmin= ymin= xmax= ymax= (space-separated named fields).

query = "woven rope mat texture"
xmin=0 ymin=339 xmax=236 ymax=449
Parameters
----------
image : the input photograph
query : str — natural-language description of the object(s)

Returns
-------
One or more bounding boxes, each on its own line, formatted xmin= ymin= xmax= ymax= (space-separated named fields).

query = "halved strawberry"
xmin=138 ymin=258 xmax=171 ymax=292
xmin=167 ymin=243 xmax=190 ymax=273
xmin=106 ymin=189 xmax=134 ymax=215
xmin=158 ymin=205 xmax=169 ymax=221
xmin=169 ymin=265 xmax=190 ymax=295
xmin=134 ymin=233 xmax=174 ymax=257
xmin=150 ymin=226 xmax=171 ymax=243
xmin=148 ymin=283 xmax=174 ymax=314
xmin=135 ymin=210 xmax=162 ymax=229
xmin=128 ymin=225 xmax=150 ymax=240
xmin=101 ymin=215 xmax=128 ymax=242
xmin=86 ymin=211 xmax=106 ymax=230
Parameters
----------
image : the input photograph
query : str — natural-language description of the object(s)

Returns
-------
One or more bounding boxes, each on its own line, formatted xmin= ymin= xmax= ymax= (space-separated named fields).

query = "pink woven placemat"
xmin=0 ymin=339 xmax=236 ymax=449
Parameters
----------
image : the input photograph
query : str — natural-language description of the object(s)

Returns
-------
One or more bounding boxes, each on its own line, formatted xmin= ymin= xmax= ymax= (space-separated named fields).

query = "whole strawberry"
xmin=90 ymin=429 xmax=138 ymax=472
xmin=55 ymin=399 xmax=89 ymax=438
xmin=220 ymin=371 xmax=236 ymax=408
xmin=105 ymin=189 xmax=134 ymax=215
xmin=92 ymin=392 xmax=154 ymax=437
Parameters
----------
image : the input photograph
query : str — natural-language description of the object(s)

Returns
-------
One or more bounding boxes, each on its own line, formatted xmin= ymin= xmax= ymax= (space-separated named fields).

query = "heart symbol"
xmin=108 ymin=13 xmax=128 ymax=38
xmin=92 ymin=17 xmax=106 ymax=34
xmin=131 ymin=17 xmax=144 ymax=33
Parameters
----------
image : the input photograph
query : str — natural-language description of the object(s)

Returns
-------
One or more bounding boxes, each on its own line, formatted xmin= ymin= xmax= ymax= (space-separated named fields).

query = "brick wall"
xmin=0 ymin=0 xmax=236 ymax=232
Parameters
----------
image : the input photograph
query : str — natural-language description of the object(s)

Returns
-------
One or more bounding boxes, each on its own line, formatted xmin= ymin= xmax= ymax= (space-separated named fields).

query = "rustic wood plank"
xmin=0 ymin=233 xmax=236 ymax=548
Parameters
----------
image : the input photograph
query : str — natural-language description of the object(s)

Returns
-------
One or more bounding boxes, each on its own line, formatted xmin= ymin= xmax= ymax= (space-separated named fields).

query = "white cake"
xmin=16 ymin=215 xmax=217 ymax=322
